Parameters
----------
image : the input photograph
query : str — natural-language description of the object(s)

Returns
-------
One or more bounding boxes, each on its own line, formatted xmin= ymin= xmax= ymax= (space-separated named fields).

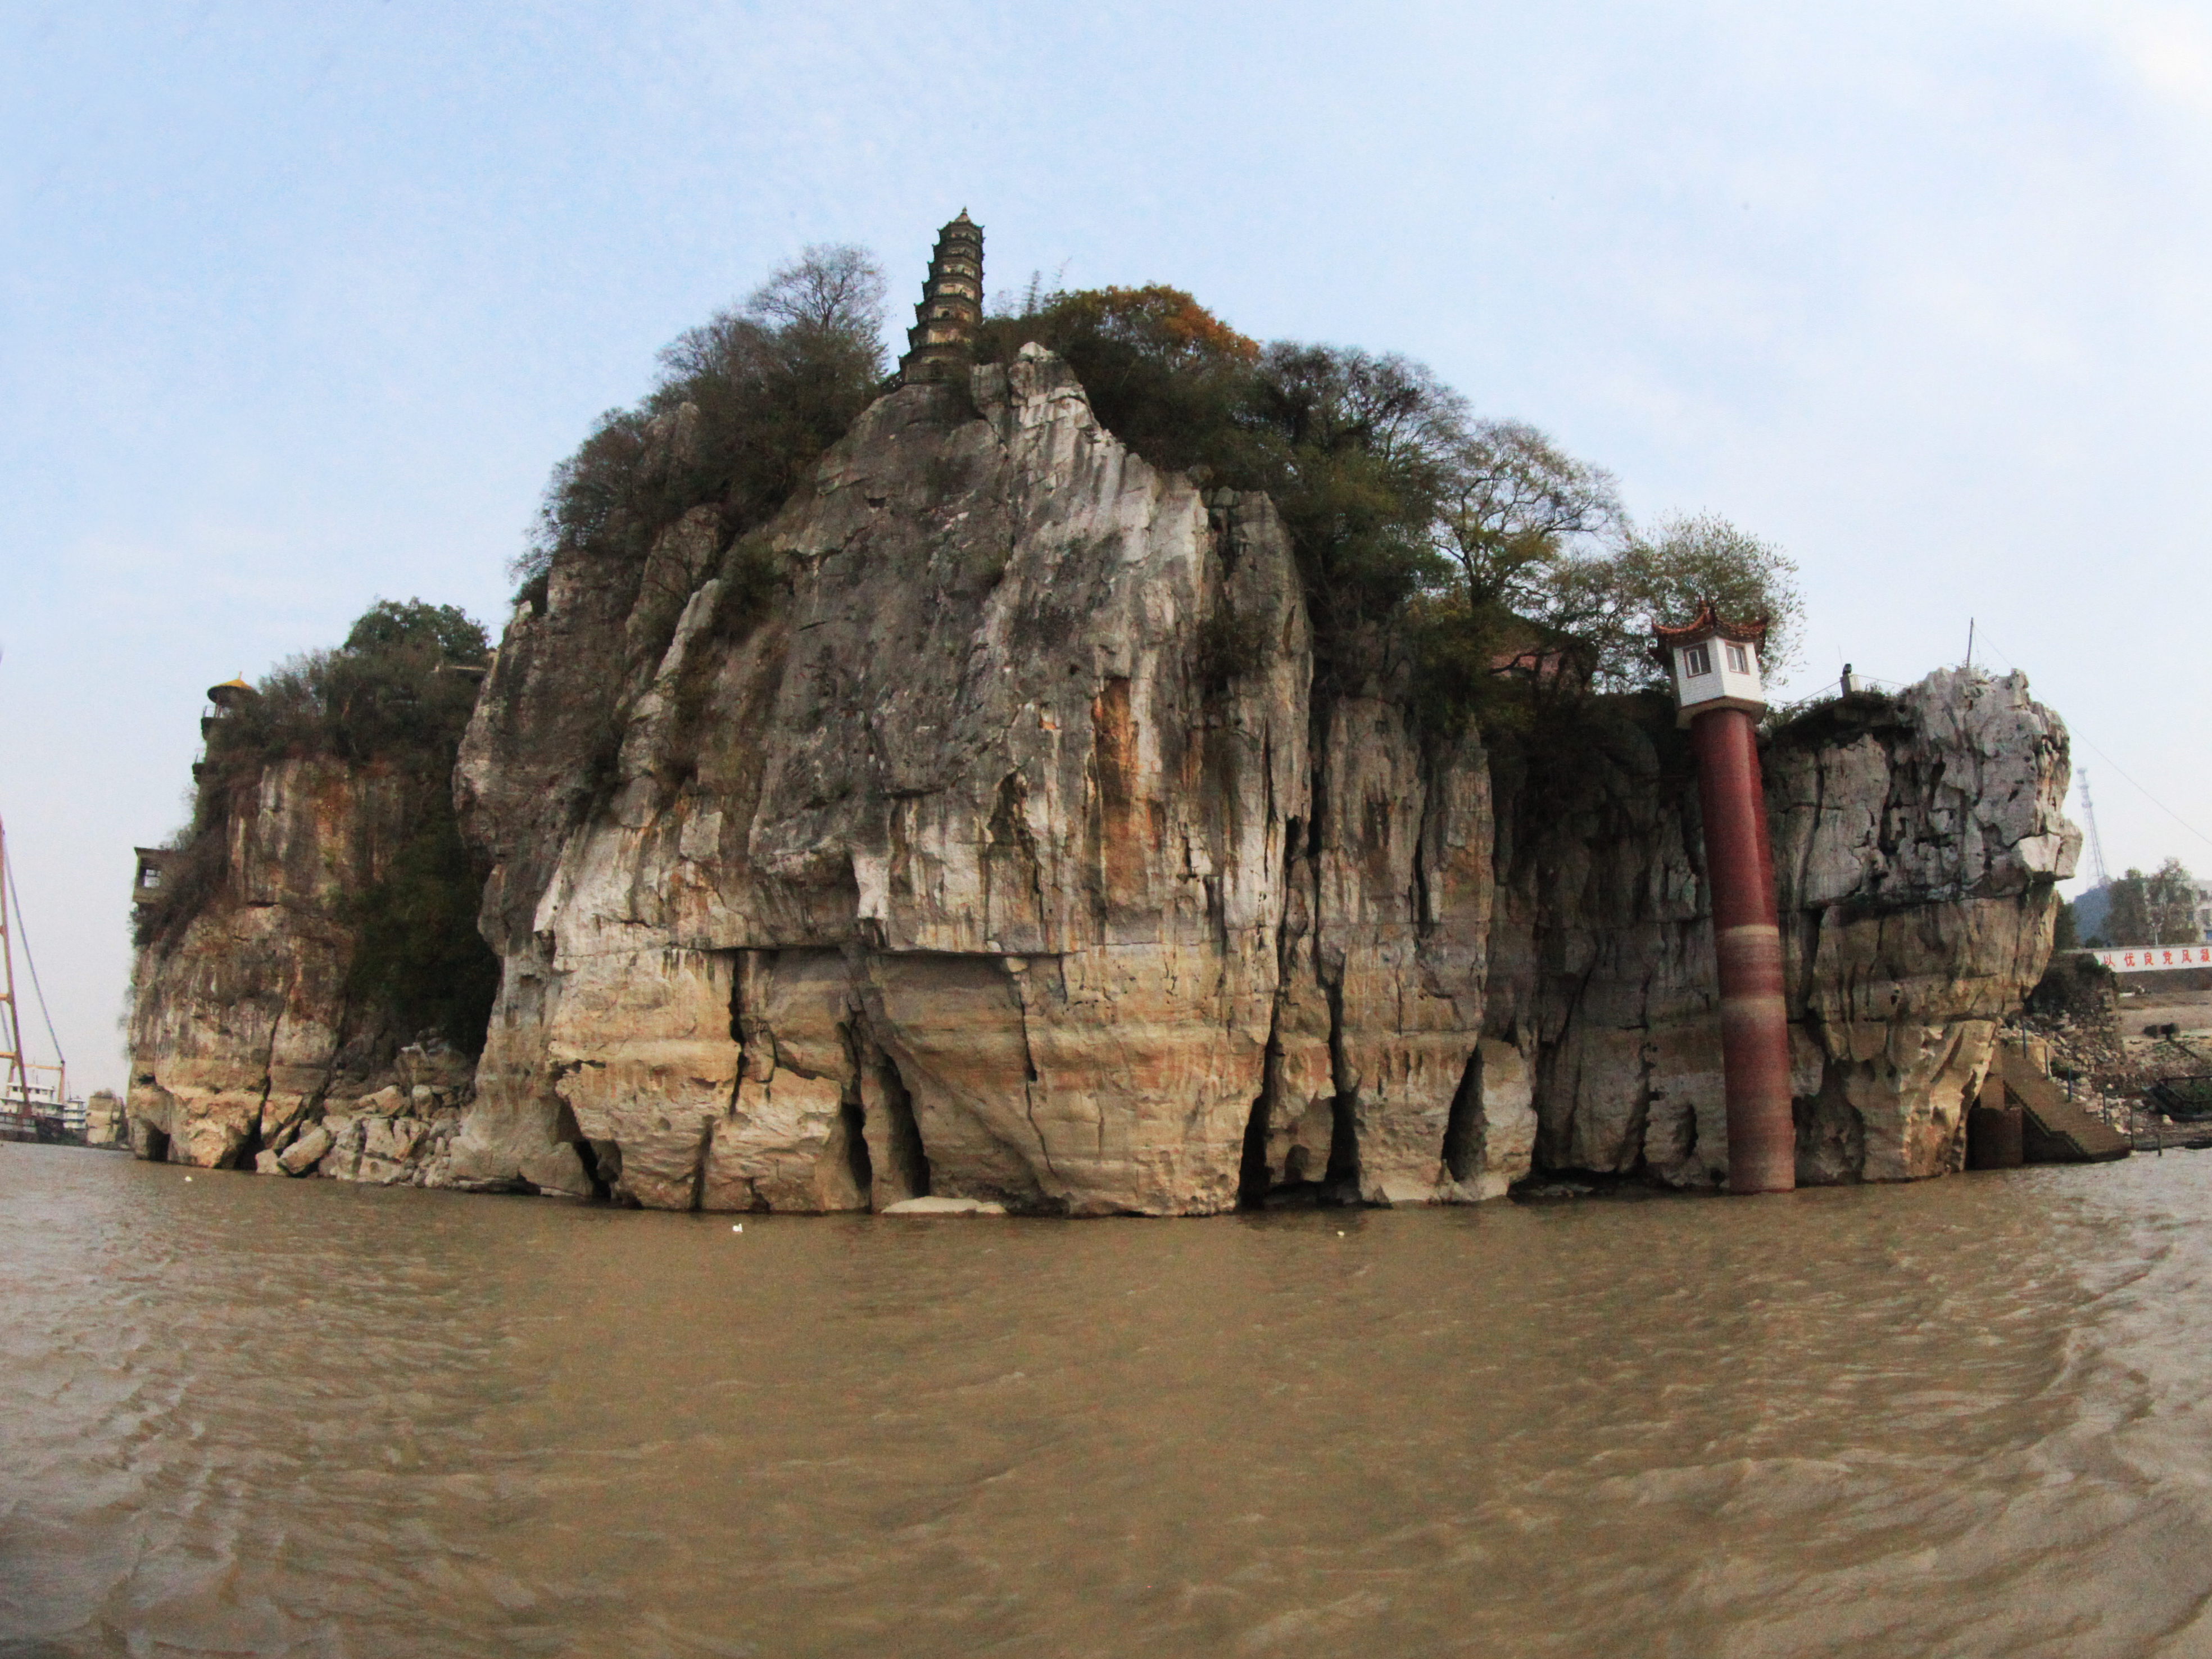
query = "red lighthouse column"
xmin=1688 ymin=706 xmax=1796 ymax=1193
xmin=1657 ymin=608 xmax=1796 ymax=1195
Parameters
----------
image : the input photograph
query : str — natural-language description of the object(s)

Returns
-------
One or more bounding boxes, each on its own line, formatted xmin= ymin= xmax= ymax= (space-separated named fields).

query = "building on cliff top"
xmin=130 ymin=848 xmax=172 ymax=908
xmin=898 ymin=211 xmax=982 ymax=384
xmin=1654 ymin=603 xmax=1768 ymax=729
xmin=200 ymin=674 xmax=255 ymax=738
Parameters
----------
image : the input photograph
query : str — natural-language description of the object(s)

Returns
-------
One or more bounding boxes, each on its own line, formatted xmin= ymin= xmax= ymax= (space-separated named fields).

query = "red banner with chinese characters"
xmin=2086 ymin=945 xmax=2212 ymax=972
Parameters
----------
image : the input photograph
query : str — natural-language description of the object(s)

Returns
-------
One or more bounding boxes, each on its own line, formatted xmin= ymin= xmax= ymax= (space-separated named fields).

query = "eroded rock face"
xmin=131 ymin=351 xmax=2068 ymax=1210
xmin=1483 ymin=699 xmax=1735 ymax=1188
xmin=1268 ymin=693 xmax=1507 ymax=1205
xmin=123 ymin=758 xmax=481 ymax=1180
xmin=450 ymin=354 xmax=2082 ymax=1209
xmin=126 ymin=759 xmax=402 ymax=1167
xmin=83 ymin=1090 xmax=124 ymax=1148
xmin=1485 ymin=672 xmax=2078 ymax=1189
xmin=451 ymin=350 xmax=1353 ymax=1212
xmin=1775 ymin=670 xmax=2078 ymax=1182
xmin=452 ymin=350 xmax=1543 ymax=1211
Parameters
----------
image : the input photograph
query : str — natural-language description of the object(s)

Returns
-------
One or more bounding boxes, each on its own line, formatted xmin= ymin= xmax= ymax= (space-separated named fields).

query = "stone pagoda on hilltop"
xmin=898 ymin=211 xmax=983 ymax=384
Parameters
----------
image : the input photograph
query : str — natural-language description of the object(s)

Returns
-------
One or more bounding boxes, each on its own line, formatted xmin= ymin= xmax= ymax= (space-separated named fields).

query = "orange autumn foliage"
xmin=1031 ymin=285 xmax=1259 ymax=366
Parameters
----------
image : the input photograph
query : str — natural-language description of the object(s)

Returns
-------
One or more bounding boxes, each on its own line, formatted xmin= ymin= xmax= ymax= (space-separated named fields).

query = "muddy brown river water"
xmin=8 ymin=1143 xmax=2212 ymax=1656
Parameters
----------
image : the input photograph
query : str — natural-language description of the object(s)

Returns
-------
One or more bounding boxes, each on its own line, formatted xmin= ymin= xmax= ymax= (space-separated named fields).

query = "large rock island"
xmin=125 ymin=350 xmax=2078 ymax=1209
xmin=447 ymin=347 xmax=2080 ymax=1208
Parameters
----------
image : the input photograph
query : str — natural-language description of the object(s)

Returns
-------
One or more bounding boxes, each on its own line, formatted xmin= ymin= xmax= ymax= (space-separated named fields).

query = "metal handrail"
xmin=1765 ymin=675 xmax=1911 ymax=725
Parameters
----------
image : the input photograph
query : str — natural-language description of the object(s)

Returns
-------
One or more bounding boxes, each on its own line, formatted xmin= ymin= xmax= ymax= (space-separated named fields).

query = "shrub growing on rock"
xmin=513 ymin=244 xmax=891 ymax=609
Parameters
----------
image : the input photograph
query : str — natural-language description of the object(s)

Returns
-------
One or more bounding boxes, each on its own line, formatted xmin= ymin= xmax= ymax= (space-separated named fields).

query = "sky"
xmin=6 ymin=0 xmax=2211 ymax=1095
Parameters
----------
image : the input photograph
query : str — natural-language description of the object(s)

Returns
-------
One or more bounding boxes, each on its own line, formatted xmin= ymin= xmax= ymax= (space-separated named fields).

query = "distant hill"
xmin=2073 ymin=882 xmax=2112 ymax=944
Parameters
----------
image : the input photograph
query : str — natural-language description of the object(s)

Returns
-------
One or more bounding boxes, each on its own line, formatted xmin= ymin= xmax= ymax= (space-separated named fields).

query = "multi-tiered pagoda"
xmin=897 ymin=211 xmax=983 ymax=384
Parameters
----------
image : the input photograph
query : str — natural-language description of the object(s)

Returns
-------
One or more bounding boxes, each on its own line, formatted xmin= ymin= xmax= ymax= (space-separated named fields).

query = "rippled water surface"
xmin=9 ymin=1144 xmax=2212 ymax=1656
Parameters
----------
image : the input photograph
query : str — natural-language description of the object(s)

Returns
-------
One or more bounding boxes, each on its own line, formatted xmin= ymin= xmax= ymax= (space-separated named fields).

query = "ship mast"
xmin=0 ymin=814 xmax=26 ymax=1108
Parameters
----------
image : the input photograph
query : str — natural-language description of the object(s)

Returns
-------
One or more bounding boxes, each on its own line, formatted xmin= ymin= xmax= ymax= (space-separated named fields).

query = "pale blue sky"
xmin=7 ymin=1 xmax=2210 ymax=1092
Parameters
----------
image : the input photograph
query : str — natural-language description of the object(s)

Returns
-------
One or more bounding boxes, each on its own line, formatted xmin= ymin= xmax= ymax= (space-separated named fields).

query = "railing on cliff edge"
xmin=1761 ymin=671 xmax=1916 ymax=732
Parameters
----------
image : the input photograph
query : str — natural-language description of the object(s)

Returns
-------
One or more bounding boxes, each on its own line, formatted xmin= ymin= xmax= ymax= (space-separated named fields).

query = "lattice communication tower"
xmin=2078 ymin=769 xmax=2114 ymax=890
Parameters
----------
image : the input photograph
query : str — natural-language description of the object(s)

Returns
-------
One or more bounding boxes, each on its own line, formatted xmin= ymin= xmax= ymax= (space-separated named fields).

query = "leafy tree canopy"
xmin=977 ymin=276 xmax=1802 ymax=719
xmin=514 ymin=243 xmax=890 ymax=604
xmin=2098 ymin=859 xmax=2201 ymax=947
xmin=1547 ymin=514 xmax=1805 ymax=689
xmin=343 ymin=807 xmax=500 ymax=1056
xmin=343 ymin=599 xmax=489 ymax=663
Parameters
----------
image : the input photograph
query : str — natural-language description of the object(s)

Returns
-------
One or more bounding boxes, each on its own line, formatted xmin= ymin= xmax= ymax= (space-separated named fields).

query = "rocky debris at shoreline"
xmin=2004 ymin=971 xmax=2212 ymax=1145
xmin=241 ymin=1073 xmax=473 ymax=1187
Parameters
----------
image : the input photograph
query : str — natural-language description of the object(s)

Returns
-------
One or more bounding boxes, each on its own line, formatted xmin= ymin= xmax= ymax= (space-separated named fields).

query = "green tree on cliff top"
xmin=978 ymin=276 xmax=1801 ymax=715
xmin=513 ymin=244 xmax=890 ymax=606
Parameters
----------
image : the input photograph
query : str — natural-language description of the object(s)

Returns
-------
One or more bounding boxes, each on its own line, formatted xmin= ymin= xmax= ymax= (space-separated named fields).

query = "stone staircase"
xmin=2003 ymin=1049 xmax=2132 ymax=1163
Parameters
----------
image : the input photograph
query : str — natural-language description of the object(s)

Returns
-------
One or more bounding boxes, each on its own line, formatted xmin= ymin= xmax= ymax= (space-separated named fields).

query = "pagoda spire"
xmin=898 ymin=211 xmax=983 ymax=384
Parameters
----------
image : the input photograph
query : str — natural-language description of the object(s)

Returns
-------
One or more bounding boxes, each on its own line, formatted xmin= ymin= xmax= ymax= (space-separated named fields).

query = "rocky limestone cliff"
xmin=448 ymin=349 xmax=1320 ymax=1210
xmin=436 ymin=347 xmax=2078 ymax=1212
xmin=124 ymin=756 xmax=476 ymax=1173
xmin=1484 ymin=673 xmax=2077 ymax=1190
